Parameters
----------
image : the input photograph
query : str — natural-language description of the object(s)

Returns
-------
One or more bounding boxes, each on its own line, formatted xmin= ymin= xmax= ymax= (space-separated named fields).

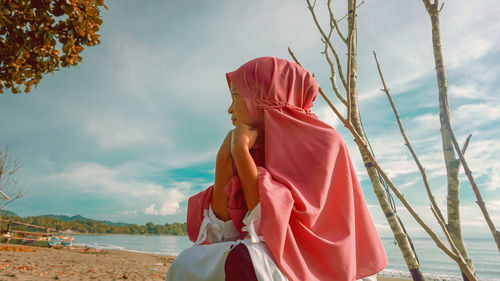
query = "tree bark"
xmin=423 ymin=1 xmax=474 ymax=278
xmin=347 ymin=1 xmax=425 ymax=279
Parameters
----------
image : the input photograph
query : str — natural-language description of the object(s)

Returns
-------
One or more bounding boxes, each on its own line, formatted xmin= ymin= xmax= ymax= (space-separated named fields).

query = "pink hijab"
xmin=187 ymin=57 xmax=387 ymax=281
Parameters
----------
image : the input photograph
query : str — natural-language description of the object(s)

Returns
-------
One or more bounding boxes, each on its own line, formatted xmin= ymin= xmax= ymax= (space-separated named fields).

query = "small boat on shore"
xmin=0 ymin=219 xmax=74 ymax=248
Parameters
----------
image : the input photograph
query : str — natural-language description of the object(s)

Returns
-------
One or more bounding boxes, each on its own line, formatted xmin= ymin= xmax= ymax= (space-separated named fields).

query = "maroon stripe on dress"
xmin=224 ymin=243 xmax=258 ymax=281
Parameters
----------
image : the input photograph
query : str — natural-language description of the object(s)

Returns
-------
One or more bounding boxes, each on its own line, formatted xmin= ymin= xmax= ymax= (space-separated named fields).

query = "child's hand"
xmin=217 ymin=131 xmax=233 ymax=162
xmin=231 ymin=123 xmax=258 ymax=155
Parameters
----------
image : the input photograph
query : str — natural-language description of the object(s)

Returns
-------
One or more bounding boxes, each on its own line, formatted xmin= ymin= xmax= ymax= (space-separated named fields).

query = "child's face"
xmin=228 ymin=81 xmax=251 ymax=126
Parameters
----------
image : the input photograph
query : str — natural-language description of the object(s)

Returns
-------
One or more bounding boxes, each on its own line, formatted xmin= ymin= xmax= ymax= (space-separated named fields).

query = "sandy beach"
xmin=1 ymin=244 xmax=408 ymax=281
xmin=0 ymin=244 xmax=173 ymax=280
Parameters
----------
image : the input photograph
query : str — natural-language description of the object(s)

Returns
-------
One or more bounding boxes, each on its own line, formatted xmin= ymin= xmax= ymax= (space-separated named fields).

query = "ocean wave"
xmin=72 ymin=242 xmax=127 ymax=251
xmin=73 ymin=241 xmax=180 ymax=256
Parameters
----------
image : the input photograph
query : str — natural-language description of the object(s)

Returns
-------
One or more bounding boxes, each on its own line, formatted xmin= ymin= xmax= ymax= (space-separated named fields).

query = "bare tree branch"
xmin=327 ymin=0 xmax=347 ymax=43
xmin=439 ymin=2 xmax=445 ymax=13
xmin=461 ymin=134 xmax=472 ymax=155
xmin=373 ymin=51 xmax=446 ymax=223
xmin=422 ymin=0 xmax=433 ymax=12
xmin=373 ymin=51 xmax=480 ymax=280
xmin=346 ymin=0 xmax=358 ymax=125
xmin=306 ymin=0 xmax=348 ymax=91
xmin=367 ymin=143 xmax=476 ymax=280
xmin=431 ymin=205 xmax=475 ymax=278
xmin=444 ymin=117 xmax=500 ymax=252
xmin=322 ymin=13 xmax=347 ymax=105
xmin=290 ymin=48 xmax=347 ymax=121
xmin=336 ymin=0 xmax=366 ymax=23
xmin=0 ymin=147 xmax=26 ymax=212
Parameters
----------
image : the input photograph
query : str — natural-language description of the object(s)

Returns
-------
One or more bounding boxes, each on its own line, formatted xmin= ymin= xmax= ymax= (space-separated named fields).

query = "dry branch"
xmin=444 ymin=117 xmax=500 ymax=252
xmin=421 ymin=1 xmax=476 ymax=276
xmin=345 ymin=0 xmax=358 ymax=125
xmin=323 ymin=5 xmax=347 ymax=105
xmin=0 ymin=147 xmax=26 ymax=211
xmin=336 ymin=0 xmax=366 ymax=23
xmin=373 ymin=51 xmax=445 ymax=223
xmin=327 ymin=0 xmax=347 ymax=44
xmin=306 ymin=0 xmax=348 ymax=91
xmin=373 ymin=51 xmax=480 ymax=280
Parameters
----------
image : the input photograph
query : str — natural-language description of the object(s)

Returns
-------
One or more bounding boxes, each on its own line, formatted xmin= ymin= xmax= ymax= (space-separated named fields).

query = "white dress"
xmin=166 ymin=204 xmax=377 ymax=281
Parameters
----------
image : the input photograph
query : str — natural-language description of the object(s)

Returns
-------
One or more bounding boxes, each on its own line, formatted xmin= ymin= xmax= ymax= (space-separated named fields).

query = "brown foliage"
xmin=0 ymin=245 xmax=38 ymax=252
xmin=0 ymin=0 xmax=107 ymax=93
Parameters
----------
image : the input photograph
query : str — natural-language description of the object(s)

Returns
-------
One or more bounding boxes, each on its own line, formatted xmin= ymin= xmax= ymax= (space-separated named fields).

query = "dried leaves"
xmin=0 ymin=245 xmax=38 ymax=252
xmin=0 ymin=0 xmax=107 ymax=93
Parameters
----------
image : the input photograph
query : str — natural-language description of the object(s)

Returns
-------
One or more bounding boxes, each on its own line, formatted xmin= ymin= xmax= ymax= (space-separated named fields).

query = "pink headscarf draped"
xmin=187 ymin=57 xmax=387 ymax=281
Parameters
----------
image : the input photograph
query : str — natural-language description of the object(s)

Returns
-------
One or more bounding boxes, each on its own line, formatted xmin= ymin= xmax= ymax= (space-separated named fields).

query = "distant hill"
xmin=0 ymin=211 xmax=186 ymax=235
xmin=42 ymin=214 xmax=87 ymax=221
xmin=0 ymin=209 xmax=17 ymax=217
xmin=41 ymin=214 xmax=128 ymax=226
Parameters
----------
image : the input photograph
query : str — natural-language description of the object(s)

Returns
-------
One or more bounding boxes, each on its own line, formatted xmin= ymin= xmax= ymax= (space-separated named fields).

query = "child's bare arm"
xmin=231 ymin=124 xmax=259 ymax=211
xmin=211 ymin=131 xmax=234 ymax=221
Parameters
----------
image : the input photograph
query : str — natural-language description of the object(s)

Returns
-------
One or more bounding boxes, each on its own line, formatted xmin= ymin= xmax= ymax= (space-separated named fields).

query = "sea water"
xmin=380 ymin=237 xmax=500 ymax=280
xmin=72 ymin=235 xmax=500 ymax=280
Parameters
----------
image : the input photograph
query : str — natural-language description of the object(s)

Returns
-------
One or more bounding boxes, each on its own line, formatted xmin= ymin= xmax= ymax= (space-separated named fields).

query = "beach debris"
xmin=63 ymin=246 xmax=102 ymax=254
xmin=148 ymin=267 xmax=158 ymax=271
xmin=1 ymin=219 xmax=75 ymax=248
xmin=0 ymin=245 xmax=37 ymax=252
xmin=14 ymin=265 xmax=34 ymax=271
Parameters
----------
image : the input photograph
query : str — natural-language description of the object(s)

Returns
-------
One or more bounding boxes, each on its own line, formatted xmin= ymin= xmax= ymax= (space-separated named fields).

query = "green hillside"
xmin=0 ymin=211 xmax=186 ymax=235
xmin=0 ymin=210 xmax=17 ymax=217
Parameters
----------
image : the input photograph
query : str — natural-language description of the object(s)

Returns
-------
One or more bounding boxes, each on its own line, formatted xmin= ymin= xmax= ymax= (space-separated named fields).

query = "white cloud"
xmin=487 ymin=166 xmax=500 ymax=192
xmin=454 ymin=139 xmax=500 ymax=181
xmin=446 ymin=36 xmax=493 ymax=68
xmin=412 ymin=113 xmax=440 ymax=132
xmin=487 ymin=199 xmax=500 ymax=211
xmin=448 ymin=85 xmax=480 ymax=100
xmin=143 ymin=204 xmax=157 ymax=215
xmin=84 ymin=113 xmax=173 ymax=150
xmin=143 ymin=191 xmax=184 ymax=216
xmin=313 ymin=104 xmax=345 ymax=128
xmin=44 ymin=162 xmax=188 ymax=216
xmin=122 ymin=210 xmax=138 ymax=215
xmin=453 ymin=103 xmax=500 ymax=128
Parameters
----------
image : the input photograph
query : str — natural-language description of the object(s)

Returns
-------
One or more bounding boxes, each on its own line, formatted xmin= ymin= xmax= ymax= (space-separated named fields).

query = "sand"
xmin=0 ymin=244 xmax=408 ymax=281
xmin=0 ymin=244 xmax=173 ymax=280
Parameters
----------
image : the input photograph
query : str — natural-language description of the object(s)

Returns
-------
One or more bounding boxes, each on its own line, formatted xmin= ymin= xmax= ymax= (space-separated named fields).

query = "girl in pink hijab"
xmin=166 ymin=57 xmax=387 ymax=281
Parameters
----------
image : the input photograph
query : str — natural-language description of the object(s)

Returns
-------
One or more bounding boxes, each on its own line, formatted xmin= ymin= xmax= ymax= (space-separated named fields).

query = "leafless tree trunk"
xmin=421 ymin=0 xmax=500 ymax=258
xmin=344 ymin=1 xmax=427 ymax=280
xmin=0 ymin=147 xmax=26 ymax=212
xmin=373 ymin=52 xmax=476 ymax=281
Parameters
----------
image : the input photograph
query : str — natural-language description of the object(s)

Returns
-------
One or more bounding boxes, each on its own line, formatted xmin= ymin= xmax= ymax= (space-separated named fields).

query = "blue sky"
xmin=1 ymin=0 xmax=499 ymax=238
